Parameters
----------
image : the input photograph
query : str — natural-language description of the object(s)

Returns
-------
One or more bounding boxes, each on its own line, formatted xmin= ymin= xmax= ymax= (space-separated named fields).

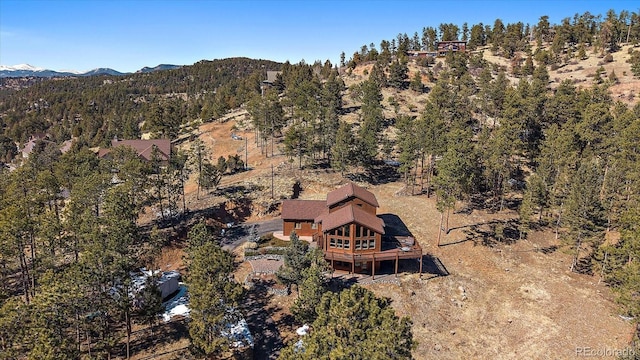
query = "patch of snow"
xmin=0 ymin=64 xmax=45 ymax=71
xmin=59 ymin=69 xmax=84 ymax=74
xmin=221 ymin=317 xmax=254 ymax=348
xmin=296 ymin=324 xmax=310 ymax=336
xmin=159 ymin=282 xmax=254 ymax=349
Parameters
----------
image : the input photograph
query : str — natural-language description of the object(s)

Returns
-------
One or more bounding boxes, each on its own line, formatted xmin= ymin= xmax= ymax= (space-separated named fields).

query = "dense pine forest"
xmin=1 ymin=8 xmax=640 ymax=360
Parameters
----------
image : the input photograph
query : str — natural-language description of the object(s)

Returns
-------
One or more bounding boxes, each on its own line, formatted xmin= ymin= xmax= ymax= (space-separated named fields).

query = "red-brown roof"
xmin=281 ymin=200 xmax=326 ymax=221
xmin=326 ymin=183 xmax=379 ymax=208
xmin=100 ymin=139 xmax=171 ymax=161
xmin=318 ymin=204 xmax=385 ymax=234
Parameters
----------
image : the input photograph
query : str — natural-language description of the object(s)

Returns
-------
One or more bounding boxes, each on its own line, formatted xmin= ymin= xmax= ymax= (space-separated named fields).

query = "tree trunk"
xmin=156 ymin=174 xmax=165 ymax=223
xmin=437 ymin=212 xmax=444 ymax=246
xmin=419 ymin=152 xmax=425 ymax=192
xmin=126 ymin=309 xmax=131 ymax=360
xmin=599 ymin=164 xmax=608 ymax=202
xmin=555 ymin=203 xmax=563 ymax=240
xmin=426 ymin=155 xmax=434 ymax=198
xmin=570 ymin=236 xmax=582 ymax=273
xmin=87 ymin=330 xmax=92 ymax=357
xmin=181 ymin=171 xmax=187 ymax=216
xmin=445 ymin=208 xmax=450 ymax=233
xmin=18 ymin=251 xmax=30 ymax=304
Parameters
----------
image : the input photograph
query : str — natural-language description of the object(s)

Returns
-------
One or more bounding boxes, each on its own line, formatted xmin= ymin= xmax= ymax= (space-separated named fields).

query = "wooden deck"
xmin=320 ymin=239 xmax=423 ymax=279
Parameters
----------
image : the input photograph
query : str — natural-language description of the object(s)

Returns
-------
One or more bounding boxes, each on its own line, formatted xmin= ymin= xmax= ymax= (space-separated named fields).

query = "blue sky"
xmin=0 ymin=0 xmax=634 ymax=73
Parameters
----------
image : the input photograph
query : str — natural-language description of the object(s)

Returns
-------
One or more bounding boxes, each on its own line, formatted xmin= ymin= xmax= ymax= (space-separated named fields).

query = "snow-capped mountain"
xmin=0 ymin=63 xmax=181 ymax=78
xmin=0 ymin=64 xmax=126 ymax=78
xmin=0 ymin=64 xmax=46 ymax=72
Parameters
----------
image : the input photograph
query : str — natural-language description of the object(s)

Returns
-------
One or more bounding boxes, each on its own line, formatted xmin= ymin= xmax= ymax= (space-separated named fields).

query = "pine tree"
xmin=186 ymin=229 xmax=242 ymax=356
xmin=409 ymin=71 xmax=423 ymax=92
xmin=276 ymin=232 xmax=310 ymax=289
xmin=280 ymin=286 xmax=415 ymax=359
xmin=331 ymin=121 xmax=354 ymax=175
xmin=135 ymin=276 xmax=163 ymax=337
xmin=355 ymin=79 xmax=384 ymax=170
xmin=563 ymin=161 xmax=606 ymax=272
xmin=388 ymin=59 xmax=409 ymax=89
xmin=290 ymin=251 xmax=329 ymax=324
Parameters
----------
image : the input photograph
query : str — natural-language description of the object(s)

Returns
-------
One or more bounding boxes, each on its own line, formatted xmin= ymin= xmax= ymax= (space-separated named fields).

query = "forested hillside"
xmin=0 ymin=8 xmax=639 ymax=360
xmin=0 ymin=57 xmax=281 ymax=153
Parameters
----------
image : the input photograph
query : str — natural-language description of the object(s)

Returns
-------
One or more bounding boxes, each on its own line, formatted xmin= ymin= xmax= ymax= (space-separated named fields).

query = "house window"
xmin=344 ymin=240 xmax=350 ymax=249
xmin=369 ymin=239 xmax=376 ymax=249
xmin=337 ymin=239 xmax=343 ymax=249
xmin=344 ymin=225 xmax=350 ymax=237
xmin=295 ymin=222 xmax=302 ymax=229
xmin=329 ymin=238 xmax=336 ymax=248
xmin=361 ymin=240 xmax=369 ymax=250
xmin=355 ymin=240 xmax=362 ymax=250
xmin=311 ymin=223 xmax=318 ymax=229
xmin=337 ymin=227 xmax=343 ymax=237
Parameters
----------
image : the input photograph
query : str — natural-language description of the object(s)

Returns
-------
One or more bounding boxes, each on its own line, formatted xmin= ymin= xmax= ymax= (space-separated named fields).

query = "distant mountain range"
xmin=0 ymin=63 xmax=182 ymax=78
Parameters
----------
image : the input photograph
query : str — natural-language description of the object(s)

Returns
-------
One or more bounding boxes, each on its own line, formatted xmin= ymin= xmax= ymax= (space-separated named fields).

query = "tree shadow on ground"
xmin=345 ymin=162 xmax=401 ymax=185
xmin=339 ymin=105 xmax=361 ymax=115
xmin=441 ymin=219 xmax=521 ymax=247
xmin=395 ymin=254 xmax=449 ymax=280
xmin=121 ymin=319 xmax=189 ymax=359
xmin=241 ymin=278 xmax=283 ymax=360
xmin=574 ymin=256 xmax=595 ymax=275
xmin=463 ymin=193 xmax=522 ymax=213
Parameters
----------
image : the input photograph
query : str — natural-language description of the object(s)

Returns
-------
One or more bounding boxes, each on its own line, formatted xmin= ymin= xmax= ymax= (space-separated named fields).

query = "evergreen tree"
xmin=290 ymin=250 xmax=329 ymax=324
xmin=563 ymin=160 xmax=606 ymax=272
xmin=280 ymin=286 xmax=415 ymax=360
xmin=600 ymin=207 xmax=640 ymax=319
xmin=355 ymin=79 xmax=384 ymax=170
xmin=331 ymin=121 xmax=354 ymax=175
xmin=135 ymin=276 xmax=163 ymax=336
xmin=388 ymin=59 xmax=409 ymax=89
xmin=409 ymin=71 xmax=423 ymax=92
xmin=276 ymin=232 xmax=310 ymax=289
xmin=186 ymin=227 xmax=242 ymax=356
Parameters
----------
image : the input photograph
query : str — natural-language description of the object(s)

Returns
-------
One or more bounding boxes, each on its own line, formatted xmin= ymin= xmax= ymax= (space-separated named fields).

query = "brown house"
xmin=436 ymin=41 xmax=467 ymax=56
xmin=281 ymin=183 xmax=423 ymax=277
xmin=281 ymin=199 xmax=326 ymax=237
xmin=98 ymin=139 xmax=171 ymax=163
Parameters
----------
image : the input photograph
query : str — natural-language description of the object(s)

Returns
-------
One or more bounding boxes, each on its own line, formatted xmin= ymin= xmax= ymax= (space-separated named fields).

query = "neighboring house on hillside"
xmin=98 ymin=139 xmax=172 ymax=163
xmin=281 ymin=183 xmax=423 ymax=277
xmin=406 ymin=50 xmax=437 ymax=58
xmin=436 ymin=41 xmax=466 ymax=56
xmin=21 ymin=133 xmax=50 ymax=159
xmin=261 ymin=70 xmax=282 ymax=95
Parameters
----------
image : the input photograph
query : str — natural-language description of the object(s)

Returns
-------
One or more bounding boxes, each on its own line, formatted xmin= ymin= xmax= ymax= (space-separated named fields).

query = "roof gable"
xmin=281 ymin=200 xmax=326 ymax=220
xmin=110 ymin=139 xmax=171 ymax=161
xmin=326 ymin=183 xmax=379 ymax=208
xmin=319 ymin=204 xmax=385 ymax=235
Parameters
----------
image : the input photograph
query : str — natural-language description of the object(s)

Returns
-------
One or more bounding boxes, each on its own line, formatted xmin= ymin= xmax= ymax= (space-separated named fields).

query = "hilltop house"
xmin=261 ymin=70 xmax=282 ymax=95
xmin=281 ymin=183 xmax=423 ymax=277
xmin=98 ymin=139 xmax=171 ymax=163
xmin=436 ymin=41 xmax=466 ymax=56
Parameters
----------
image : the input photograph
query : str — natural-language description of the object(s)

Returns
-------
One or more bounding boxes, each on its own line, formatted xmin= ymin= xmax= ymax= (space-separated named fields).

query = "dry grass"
xmin=136 ymin=44 xmax=639 ymax=358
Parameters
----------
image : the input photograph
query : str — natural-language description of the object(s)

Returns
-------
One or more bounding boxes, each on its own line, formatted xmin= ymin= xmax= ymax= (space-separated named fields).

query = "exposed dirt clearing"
xmin=360 ymin=182 xmax=631 ymax=360
xmin=145 ymin=116 xmax=632 ymax=359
